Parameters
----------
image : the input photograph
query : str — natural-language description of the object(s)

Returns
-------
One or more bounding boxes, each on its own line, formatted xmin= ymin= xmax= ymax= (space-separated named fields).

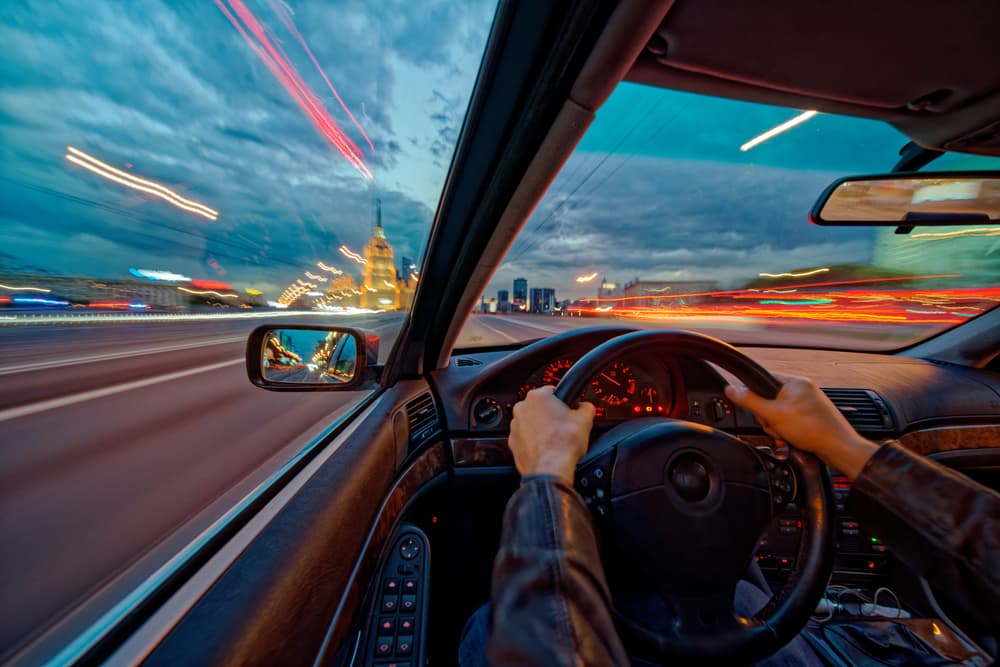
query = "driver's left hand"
xmin=509 ymin=386 xmax=595 ymax=485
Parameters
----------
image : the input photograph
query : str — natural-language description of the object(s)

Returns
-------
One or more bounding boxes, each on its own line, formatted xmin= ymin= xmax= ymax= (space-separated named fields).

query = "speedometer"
xmin=590 ymin=362 xmax=636 ymax=406
xmin=541 ymin=358 xmax=573 ymax=386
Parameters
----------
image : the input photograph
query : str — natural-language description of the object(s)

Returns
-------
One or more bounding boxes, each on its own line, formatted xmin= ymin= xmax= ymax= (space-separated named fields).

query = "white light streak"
xmin=759 ymin=267 xmax=830 ymax=278
xmin=339 ymin=245 xmax=367 ymax=265
xmin=0 ymin=283 xmax=51 ymax=293
xmin=65 ymin=146 xmax=219 ymax=220
xmin=575 ymin=272 xmax=598 ymax=283
xmin=740 ymin=111 xmax=818 ymax=152
xmin=178 ymin=286 xmax=239 ymax=299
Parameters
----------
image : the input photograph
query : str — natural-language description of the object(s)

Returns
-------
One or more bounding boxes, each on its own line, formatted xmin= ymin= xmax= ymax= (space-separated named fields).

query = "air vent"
xmin=405 ymin=393 xmax=442 ymax=449
xmin=821 ymin=388 xmax=895 ymax=434
xmin=455 ymin=357 xmax=482 ymax=367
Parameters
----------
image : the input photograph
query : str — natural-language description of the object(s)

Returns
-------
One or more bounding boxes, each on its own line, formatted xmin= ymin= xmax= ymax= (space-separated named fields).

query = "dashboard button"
xmin=400 ymin=617 xmax=415 ymax=633
xmin=378 ymin=617 xmax=395 ymax=633
xmin=400 ymin=594 xmax=417 ymax=612
xmin=375 ymin=637 xmax=393 ymax=657
xmin=381 ymin=594 xmax=398 ymax=613
xmin=399 ymin=537 xmax=421 ymax=560
xmin=402 ymin=578 xmax=417 ymax=593
xmin=396 ymin=635 xmax=414 ymax=655
xmin=384 ymin=578 xmax=400 ymax=593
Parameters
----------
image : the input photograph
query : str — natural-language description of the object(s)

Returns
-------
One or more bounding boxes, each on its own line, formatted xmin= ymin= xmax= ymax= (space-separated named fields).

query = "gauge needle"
xmin=600 ymin=372 xmax=620 ymax=386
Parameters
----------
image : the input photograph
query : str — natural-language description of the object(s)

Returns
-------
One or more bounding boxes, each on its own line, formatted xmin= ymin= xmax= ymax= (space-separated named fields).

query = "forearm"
xmin=486 ymin=477 xmax=628 ymax=666
xmin=847 ymin=441 xmax=1000 ymax=629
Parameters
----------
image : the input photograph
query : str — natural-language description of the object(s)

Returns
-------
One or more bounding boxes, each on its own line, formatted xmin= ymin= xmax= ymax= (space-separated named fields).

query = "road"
xmin=0 ymin=311 xmax=403 ymax=663
xmin=0 ymin=310 xmax=936 ymax=662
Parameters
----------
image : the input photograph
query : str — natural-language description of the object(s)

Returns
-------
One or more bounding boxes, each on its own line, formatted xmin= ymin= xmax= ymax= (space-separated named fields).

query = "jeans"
xmin=458 ymin=580 xmax=822 ymax=666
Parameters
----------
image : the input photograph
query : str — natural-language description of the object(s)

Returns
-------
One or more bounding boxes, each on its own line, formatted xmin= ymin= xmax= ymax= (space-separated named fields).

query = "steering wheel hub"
xmin=669 ymin=452 xmax=712 ymax=502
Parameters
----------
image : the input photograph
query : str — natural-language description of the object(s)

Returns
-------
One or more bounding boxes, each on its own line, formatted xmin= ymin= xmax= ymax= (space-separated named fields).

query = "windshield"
xmin=459 ymin=83 xmax=1000 ymax=350
xmin=0 ymin=0 xmax=494 ymax=661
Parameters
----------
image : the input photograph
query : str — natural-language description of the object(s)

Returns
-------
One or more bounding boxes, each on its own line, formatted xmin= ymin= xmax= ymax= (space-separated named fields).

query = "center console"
xmin=757 ymin=474 xmax=891 ymax=586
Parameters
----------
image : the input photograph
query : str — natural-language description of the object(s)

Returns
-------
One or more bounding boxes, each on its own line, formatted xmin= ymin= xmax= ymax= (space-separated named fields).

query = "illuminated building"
xmin=497 ymin=289 xmax=510 ymax=312
xmin=326 ymin=275 xmax=360 ymax=308
xmin=360 ymin=200 xmax=399 ymax=310
xmin=513 ymin=278 xmax=527 ymax=311
xmin=621 ymin=279 xmax=720 ymax=308
xmin=530 ymin=287 xmax=557 ymax=313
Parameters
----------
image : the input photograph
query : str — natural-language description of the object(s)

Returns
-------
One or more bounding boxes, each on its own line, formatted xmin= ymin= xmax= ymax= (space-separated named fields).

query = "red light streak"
xmin=214 ymin=0 xmax=373 ymax=181
xmin=191 ymin=279 xmax=233 ymax=290
xmin=265 ymin=0 xmax=374 ymax=152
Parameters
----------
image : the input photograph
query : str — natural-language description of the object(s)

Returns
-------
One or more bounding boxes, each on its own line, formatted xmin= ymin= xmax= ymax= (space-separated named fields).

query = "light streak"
xmin=759 ymin=267 xmax=830 ymax=278
xmin=364 ymin=285 xmax=377 ymax=292
xmin=129 ymin=268 xmax=192 ymax=282
xmin=245 ymin=288 xmax=263 ymax=296
xmin=317 ymin=261 xmax=343 ymax=274
xmin=304 ymin=271 xmax=323 ymax=280
xmin=0 ymin=283 xmax=51 ymax=293
xmin=178 ymin=286 xmax=239 ymax=299
xmin=191 ymin=279 xmax=233 ymax=290
xmin=12 ymin=297 xmax=69 ymax=306
xmin=65 ymin=147 xmax=218 ymax=220
xmin=383 ymin=280 xmax=396 ymax=289
xmin=305 ymin=291 xmax=324 ymax=297
xmin=740 ymin=110 xmax=818 ymax=152
xmin=339 ymin=245 xmax=367 ymax=264
xmin=575 ymin=272 xmax=598 ymax=283
xmin=910 ymin=227 xmax=1000 ymax=240
xmin=265 ymin=0 xmax=374 ymax=152
xmin=214 ymin=0 xmax=373 ymax=181
xmin=760 ymin=298 xmax=833 ymax=305
xmin=410 ymin=272 xmax=419 ymax=283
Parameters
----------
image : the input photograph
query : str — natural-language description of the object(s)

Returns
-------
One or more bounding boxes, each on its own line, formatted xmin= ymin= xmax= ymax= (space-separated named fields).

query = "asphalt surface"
xmin=0 ymin=310 xmax=936 ymax=662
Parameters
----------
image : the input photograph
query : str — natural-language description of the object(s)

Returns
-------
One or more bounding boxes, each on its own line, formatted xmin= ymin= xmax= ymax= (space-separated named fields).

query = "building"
xmin=360 ymin=200 xmax=399 ymax=310
xmin=512 ymin=278 xmax=527 ymax=311
xmin=621 ymin=279 xmax=720 ymax=308
xmin=326 ymin=275 xmax=360 ymax=308
xmin=400 ymin=256 xmax=417 ymax=282
xmin=497 ymin=289 xmax=510 ymax=312
xmin=529 ymin=287 xmax=557 ymax=313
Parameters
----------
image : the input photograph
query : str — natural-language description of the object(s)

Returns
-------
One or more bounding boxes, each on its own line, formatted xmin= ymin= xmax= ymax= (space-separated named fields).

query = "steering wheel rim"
xmin=555 ymin=329 xmax=835 ymax=664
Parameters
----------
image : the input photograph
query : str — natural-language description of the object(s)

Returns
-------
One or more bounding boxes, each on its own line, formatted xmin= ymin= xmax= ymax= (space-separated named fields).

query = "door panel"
xmin=136 ymin=382 xmax=436 ymax=666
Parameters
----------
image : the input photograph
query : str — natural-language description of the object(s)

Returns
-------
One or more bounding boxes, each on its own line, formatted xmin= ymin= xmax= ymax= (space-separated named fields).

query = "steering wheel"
xmin=555 ymin=330 xmax=835 ymax=665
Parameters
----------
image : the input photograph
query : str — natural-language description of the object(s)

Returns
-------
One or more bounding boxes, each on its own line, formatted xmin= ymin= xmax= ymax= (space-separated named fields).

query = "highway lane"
xmin=0 ymin=312 xmax=404 ymax=663
xmin=0 ymin=310 xmax=938 ymax=662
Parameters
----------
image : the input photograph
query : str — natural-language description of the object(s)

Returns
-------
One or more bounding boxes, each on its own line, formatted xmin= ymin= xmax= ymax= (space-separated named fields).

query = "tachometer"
xmin=591 ymin=362 xmax=636 ymax=406
xmin=541 ymin=358 xmax=573 ymax=386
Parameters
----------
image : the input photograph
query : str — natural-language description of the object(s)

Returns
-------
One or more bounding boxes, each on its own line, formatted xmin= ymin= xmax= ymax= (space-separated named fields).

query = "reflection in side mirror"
xmin=246 ymin=326 xmax=379 ymax=391
xmin=810 ymin=171 xmax=1000 ymax=227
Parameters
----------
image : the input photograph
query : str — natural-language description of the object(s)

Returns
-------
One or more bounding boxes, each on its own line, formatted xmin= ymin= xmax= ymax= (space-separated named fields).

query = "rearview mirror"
xmin=810 ymin=171 xmax=1000 ymax=227
xmin=246 ymin=326 xmax=379 ymax=391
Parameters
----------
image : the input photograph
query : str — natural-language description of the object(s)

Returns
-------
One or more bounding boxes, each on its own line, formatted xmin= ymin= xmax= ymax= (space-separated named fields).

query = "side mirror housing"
xmin=246 ymin=325 xmax=380 ymax=391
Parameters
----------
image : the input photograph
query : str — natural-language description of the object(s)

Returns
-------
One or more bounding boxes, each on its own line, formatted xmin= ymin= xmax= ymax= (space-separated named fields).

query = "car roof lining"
xmin=626 ymin=0 xmax=1000 ymax=156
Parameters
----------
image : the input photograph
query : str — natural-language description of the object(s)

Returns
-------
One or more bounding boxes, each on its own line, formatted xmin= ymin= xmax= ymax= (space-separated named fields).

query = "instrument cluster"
xmin=517 ymin=356 xmax=672 ymax=421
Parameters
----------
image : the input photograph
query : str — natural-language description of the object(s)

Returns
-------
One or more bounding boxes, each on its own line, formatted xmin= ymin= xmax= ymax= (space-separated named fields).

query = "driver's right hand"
xmin=724 ymin=373 xmax=879 ymax=479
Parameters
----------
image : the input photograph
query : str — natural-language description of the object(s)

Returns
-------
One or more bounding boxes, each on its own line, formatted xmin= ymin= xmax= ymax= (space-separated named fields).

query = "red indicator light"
xmin=431 ymin=516 xmax=438 ymax=524
xmin=633 ymin=406 xmax=641 ymax=414
xmin=868 ymin=561 xmax=876 ymax=570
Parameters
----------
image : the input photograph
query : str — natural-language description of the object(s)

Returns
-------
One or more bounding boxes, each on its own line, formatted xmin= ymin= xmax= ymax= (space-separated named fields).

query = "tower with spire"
xmin=361 ymin=199 xmax=399 ymax=309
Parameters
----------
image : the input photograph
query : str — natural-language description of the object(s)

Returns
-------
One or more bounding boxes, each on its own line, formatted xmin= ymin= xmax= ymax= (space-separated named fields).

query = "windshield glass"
xmin=0 ymin=0 xmax=494 ymax=661
xmin=459 ymin=83 xmax=1000 ymax=350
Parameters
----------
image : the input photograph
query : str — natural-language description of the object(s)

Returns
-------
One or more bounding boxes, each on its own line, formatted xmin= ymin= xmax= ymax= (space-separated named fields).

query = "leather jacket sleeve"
xmin=846 ymin=440 xmax=1000 ymax=632
xmin=485 ymin=476 xmax=628 ymax=666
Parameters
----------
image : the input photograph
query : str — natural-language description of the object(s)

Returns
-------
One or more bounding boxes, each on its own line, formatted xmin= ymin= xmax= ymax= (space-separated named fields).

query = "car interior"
xmin=46 ymin=1 xmax=1000 ymax=665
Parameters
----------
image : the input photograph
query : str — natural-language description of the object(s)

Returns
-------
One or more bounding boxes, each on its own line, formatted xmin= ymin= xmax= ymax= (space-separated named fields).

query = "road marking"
xmin=0 ymin=358 xmax=243 ymax=424
xmin=0 ymin=336 xmax=246 ymax=376
xmin=490 ymin=316 xmax=568 ymax=334
xmin=474 ymin=318 xmax=520 ymax=342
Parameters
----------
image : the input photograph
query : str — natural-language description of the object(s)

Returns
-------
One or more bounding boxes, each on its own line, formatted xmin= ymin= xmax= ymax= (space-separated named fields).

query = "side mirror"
xmin=810 ymin=171 xmax=1000 ymax=228
xmin=246 ymin=325 xmax=380 ymax=391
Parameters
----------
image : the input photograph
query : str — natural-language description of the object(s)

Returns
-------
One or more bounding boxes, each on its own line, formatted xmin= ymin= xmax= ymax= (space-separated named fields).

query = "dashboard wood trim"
xmin=452 ymin=437 xmax=513 ymax=467
xmin=897 ymin=425 xmax=1000 ymax=456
